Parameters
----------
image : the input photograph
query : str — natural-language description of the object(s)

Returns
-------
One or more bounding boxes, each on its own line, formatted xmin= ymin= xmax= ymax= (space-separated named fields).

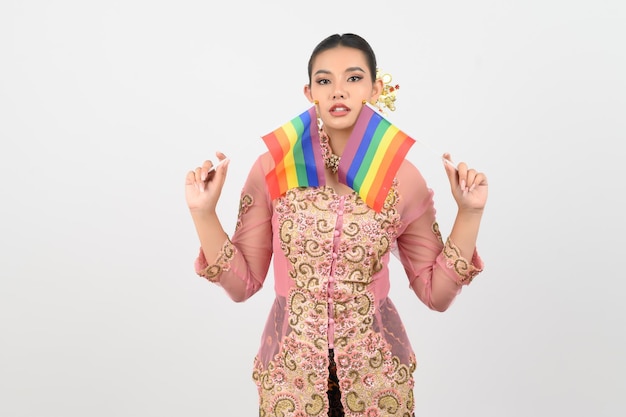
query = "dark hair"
xmin=307 ymin=33 xmax=377 ymax=84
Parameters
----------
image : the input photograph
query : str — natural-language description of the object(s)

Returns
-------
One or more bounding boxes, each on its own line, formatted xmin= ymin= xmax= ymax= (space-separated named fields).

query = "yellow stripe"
xmin=282 ymin=123 xmax=299 ymax=189
xmin=360 ymin=125 xmax=398 ymax=204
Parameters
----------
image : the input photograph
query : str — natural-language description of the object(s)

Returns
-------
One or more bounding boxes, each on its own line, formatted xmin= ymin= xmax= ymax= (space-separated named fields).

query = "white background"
xmin=1 ymin=1 xmax=625 ymax=416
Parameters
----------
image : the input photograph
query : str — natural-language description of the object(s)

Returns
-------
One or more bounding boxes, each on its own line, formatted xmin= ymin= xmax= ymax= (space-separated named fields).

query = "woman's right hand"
xmin=185 ymin=152 xmax=230 ymax=214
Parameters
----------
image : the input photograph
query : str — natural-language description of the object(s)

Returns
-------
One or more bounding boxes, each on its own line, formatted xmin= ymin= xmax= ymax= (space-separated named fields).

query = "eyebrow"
xmin=313 ymin=66 xmax=366 ymax=76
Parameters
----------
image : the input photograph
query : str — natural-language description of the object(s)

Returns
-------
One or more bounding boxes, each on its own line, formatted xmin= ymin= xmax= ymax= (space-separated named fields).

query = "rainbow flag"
xmin=338 ymin=103 xmax=415 ymax=211
xmin=262 ymin=106 xmax=326 ymax=199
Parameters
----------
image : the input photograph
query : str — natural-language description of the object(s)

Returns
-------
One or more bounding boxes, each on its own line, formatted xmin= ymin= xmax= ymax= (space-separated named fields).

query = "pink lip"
xmin=329 ymin=104 xmax=351 ymax=115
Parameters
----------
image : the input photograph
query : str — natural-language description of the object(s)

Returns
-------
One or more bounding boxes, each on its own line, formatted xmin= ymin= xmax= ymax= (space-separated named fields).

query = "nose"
xmin=332 ymin=84 xmax=346 ymax=99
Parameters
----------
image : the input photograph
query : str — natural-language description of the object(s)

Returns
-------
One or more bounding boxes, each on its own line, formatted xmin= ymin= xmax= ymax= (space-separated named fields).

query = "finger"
xmin=195 ymin=167 xmax=205 ymax=192
xmin=442 ymin=153 xmax=458 ymax=184
xmin=185 ymin=170 xmax=196 ymax=186
xmin=456 ymin=162 xmax=469 ymax=190
xmin=469 ymin=172 xmax=488 ymax=191
xmin=206 ymin=153 xmax=229 ymax=183
xmin=201 ymin=160 xmax=214 ymax=182
xmin=465 ymin=169 xmax=477 ymax=190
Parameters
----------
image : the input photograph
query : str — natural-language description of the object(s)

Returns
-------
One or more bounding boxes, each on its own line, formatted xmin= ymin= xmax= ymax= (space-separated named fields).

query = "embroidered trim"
xmin=443 ymin=237 xmax=482 ymax=285
xmin=235 ymin=193 xmax=253 ymax=231
xmin=432 ymin=222 xmax=444 ymax=244
xmin=197 ymin=238 xmax=236 ymax=282
xmin=319 ymin=128 xmax=340 ymax=173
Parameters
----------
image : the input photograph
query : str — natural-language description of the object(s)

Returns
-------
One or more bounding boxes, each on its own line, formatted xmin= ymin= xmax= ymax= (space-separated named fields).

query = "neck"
xmin=323 ymin=126 xmax=351 ymax=156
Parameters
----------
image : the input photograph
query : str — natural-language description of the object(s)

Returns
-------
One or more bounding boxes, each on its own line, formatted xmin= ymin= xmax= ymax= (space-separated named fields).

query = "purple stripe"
xmin=338 ymin=105 xmax=375 ymax=184
xmin=307 ymin=107 xmax=326 ymax=186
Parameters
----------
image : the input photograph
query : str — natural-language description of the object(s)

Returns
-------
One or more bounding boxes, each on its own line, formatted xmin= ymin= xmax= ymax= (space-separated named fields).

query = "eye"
xmin=315 ymin=78 xmax=331 ymax=85
xmin=348 ymin=75 xmax=363 ymax=82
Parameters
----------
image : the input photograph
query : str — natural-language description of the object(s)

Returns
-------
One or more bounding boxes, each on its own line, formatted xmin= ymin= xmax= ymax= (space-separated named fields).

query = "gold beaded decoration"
xmin=375 ymin=69 xmax=400 ymax=115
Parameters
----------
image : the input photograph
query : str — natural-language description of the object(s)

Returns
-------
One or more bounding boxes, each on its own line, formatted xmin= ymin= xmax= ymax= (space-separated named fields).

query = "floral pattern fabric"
xmin=195 ymin=154 xmax=483 ymax=417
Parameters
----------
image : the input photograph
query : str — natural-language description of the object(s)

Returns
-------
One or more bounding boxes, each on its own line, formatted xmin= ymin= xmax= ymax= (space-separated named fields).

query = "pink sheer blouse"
xmin=194 ymin=152 xmax=483 ymax=416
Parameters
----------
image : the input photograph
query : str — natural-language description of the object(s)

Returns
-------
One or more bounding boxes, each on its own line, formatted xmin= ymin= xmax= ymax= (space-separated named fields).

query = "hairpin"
xmin=375 ymin=69 xmax=400 ymax=115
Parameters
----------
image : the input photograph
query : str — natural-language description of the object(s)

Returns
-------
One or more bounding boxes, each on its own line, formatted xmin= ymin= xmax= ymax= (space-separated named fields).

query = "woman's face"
xmin=304 ymin=46 xmax=382 ymax=134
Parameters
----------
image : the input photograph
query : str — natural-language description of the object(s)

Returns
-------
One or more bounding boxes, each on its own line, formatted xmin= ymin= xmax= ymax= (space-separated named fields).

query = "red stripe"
xmin=366 ymin=132 xmax=407 ymax=208
xmin=273 ymin=128 xmax=291 ymax=194
xmin=262 ymin=131 xmax=284 ymax=162
xmin=262 ymin=128 xmax=291 ymax=197
xmin=265 ymin=169 xmax=281 ymax=200
xmin=371 ymin=134 xmax=415 ymax=211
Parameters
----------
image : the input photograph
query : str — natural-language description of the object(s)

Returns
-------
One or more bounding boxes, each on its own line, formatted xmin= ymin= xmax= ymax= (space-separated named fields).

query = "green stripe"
xmin=290 ymin=116 xmax=309 ymax=186
xmin=352 ymin=121 xmax=389 ymax=191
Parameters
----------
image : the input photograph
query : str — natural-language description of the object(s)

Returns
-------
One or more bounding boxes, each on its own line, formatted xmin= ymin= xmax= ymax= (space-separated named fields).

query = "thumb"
xmin=442 ymin=153 xmax=458 ymax=187
xmin=213 ymin=157 xmax=230 ymax=184
xmin=203 ymin=158 xmax=230 ymax=198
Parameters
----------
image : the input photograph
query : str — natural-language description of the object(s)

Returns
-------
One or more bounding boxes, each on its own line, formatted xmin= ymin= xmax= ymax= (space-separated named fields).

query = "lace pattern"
xmin=442 ymin=237 xmax=483 ymax=285
xmin=319 ymin=128 xmax=340 ymax=173
xmin=253 ymin=186 xmax=418 ymax=416
xmin=196 ymin=238 xmax=236 ymax=282
xmin=236 ymin=193 xmax=253 ymax=231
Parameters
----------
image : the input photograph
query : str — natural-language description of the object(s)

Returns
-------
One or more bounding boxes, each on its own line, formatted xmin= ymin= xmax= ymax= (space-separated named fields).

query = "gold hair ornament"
xmin=375 ymin=69 xmax=399 ymax=115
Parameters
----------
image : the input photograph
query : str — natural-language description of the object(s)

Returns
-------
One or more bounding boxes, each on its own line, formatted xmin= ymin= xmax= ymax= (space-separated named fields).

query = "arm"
xmin=394 ymin=160 xmax=486 ymax=311
xmin=186 ymin=154 xmax=273 ymax=302
xmin=443 ymin=152 xmax=488 ymax=262
xmin=186 ymin=152 xmax=230 ymax=265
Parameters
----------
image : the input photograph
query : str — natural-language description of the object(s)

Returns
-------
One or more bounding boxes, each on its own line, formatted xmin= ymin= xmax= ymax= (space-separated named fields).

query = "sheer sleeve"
xmin=394 ymin=161 xmax=484 ymax=312
xmin=194 ymin=155 xmax=273 ymax=302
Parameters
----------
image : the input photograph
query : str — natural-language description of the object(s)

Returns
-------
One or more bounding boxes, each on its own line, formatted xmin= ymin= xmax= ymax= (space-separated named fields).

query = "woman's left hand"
xmin=443 ymin=153 xmax=488 ymax=211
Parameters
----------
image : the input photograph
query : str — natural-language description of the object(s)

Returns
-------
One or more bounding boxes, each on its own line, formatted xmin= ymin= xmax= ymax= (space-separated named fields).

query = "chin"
xmin=326 ymin=117 xmax=357 ymax=131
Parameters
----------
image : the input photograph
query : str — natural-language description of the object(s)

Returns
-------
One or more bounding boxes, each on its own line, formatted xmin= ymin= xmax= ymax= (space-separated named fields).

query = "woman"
xmin=185 ymin=33 xmax=487 ymax=417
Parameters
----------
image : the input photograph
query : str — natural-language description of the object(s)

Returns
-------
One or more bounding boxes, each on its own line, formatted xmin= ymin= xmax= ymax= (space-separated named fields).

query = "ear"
xmin=303 ymin=84 xmax=314 ymax=103
xmin=369 ymin=78 xmax=384 ymax=104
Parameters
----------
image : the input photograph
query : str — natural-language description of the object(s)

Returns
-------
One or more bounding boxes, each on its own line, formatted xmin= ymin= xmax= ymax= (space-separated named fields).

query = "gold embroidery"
xmin=235 ymin=193 xmax=253 ymax=231
xmin=443 ymin=237 xmax=482 ymax=285
xmin=432 ymin=221 xmax=444 ymax=244
xmin=254 ymin=185 xmax=420 ymax=416
xmin=196 ymin=239 xmax=235 ymax=282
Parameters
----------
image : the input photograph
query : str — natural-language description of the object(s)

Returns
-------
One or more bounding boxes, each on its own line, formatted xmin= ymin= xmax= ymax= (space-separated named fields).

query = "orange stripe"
xmin=372 ymin=134 xmax=414 ymax=211
xmin=262 ymin=130 xmax=288 ymax=194
xmin=262 ymin=131 xmax=283 ymax=162
xmin=274 ymin=127 xmax=293 ymax=194
xmin=365 ymin=131 xmax=406 ymax=208
xmin=274 ymin=127 xmax=291 ymax=158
